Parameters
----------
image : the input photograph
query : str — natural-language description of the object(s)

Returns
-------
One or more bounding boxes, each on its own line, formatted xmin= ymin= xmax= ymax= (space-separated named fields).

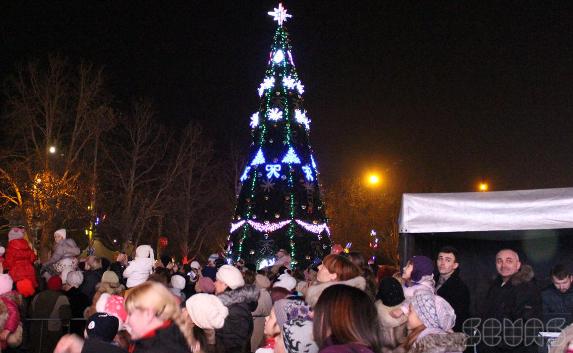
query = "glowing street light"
xmin=478 ymin=182 xmax=489 ymax=192
xmin=366 ymin=173 xmax=381 ymax=186
xmin=48 ymin=146 xmax=56 ymax=154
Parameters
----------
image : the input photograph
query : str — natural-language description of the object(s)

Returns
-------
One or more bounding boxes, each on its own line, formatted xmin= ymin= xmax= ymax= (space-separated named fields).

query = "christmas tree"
xmin=227 ymin=4 xmax=331 ymax=269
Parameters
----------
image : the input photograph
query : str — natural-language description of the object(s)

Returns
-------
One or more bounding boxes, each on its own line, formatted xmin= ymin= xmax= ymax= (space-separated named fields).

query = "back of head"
xmin=322 ymin=254 xmax=361 ymax=281
xmin=377 ymin=277 xmax=405 ymax=307
xmin=86 ymin=312 xmax=119 ymax=342
xmin=313 ymin=284 xmax=381 ymax=351
xmin=135 ymin=245 xmax=154 ymax=259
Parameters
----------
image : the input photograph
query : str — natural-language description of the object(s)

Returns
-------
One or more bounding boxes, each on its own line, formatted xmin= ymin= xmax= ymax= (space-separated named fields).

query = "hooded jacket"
xmin=376 ymin=300 xmax=408 ymax=352
xmin=44 ymin=238 xmax=81 ymax=267
xmin=4 ymin=239 xmax=37 ymax=288
xmin=482 ymin=264 xmax=541 ymax=353
xmin=304 ymin=276 xmax=366 ymax=308
xmin=130 ymin=321 xmax=191 ymax=353
xmin=217 ymin=284 xmax=260 ymax=353
xmin=123 ymin=246 xmax=154 ymax=288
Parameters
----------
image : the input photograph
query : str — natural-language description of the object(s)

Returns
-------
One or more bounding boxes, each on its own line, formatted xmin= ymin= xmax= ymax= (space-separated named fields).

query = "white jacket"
xmin=123 ymin=245 xmax=154 ymax=288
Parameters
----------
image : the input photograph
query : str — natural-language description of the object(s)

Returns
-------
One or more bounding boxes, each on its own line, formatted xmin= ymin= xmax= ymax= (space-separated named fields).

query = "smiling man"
xmin=434 ymin=246 xmax=470 ymax=332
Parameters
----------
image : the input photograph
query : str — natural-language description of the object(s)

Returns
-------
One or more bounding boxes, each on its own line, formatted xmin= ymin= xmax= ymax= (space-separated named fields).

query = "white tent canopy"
xmin=399 ymin=187 xmax=573 ymax=233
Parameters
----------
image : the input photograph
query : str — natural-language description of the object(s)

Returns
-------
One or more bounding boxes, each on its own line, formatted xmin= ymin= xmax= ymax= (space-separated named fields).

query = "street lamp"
xmin=366 ymin=173 xmax=381 ymax=187
xmin=478 ymin=182 xmax=489 ymax=192
xmin=48 ymin=146 xmax=56 ymax=154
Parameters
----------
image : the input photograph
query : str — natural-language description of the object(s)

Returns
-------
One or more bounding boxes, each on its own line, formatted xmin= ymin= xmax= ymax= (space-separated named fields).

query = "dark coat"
xmin=81 ymin=337 xmax=127 ymax=353
xmin=130 ymin=321 xmax=191 ymax=353
xmin=481 ymin=265 xmax=542 ymax=353
xmin=216 ymin=285 xmax=260 ymax=353
xmin=435 ymin=270 xmax=470 ymax=332
xmin=80 ymin=270 xmax=103 ymax=302
xmin=541 ymin=286 xmax=573 ymax=315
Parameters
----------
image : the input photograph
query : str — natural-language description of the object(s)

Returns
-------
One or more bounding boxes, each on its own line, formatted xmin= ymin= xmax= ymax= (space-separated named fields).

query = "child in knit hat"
xmin=122 ymin=245 xmax=155 ymax=288
xmin=4 ymin=227 xmax=38 ymax=295
xmin=169 ymin=274 xmax=187 ymax=302
xmin=391 ymin=255 xmax=436 ymax=319
xmin=403 ymin=292 xmax=466 ymax=352
xmin=0 ymin=274 xmax=22 ymax=349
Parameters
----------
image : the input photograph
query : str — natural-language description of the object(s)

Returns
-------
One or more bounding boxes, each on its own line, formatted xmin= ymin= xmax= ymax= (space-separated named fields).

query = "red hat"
xmin=47 ymin=276 xmax=62 ymax=291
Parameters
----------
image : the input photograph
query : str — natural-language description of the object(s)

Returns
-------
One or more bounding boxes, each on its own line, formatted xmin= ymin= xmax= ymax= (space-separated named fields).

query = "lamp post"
xmin=478 ymin=182 xmax=489 ymax=192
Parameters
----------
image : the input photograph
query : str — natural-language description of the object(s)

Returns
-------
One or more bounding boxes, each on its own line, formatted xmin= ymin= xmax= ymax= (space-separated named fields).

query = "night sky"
xmin=2 ymin=1 xmax=572 ymax=192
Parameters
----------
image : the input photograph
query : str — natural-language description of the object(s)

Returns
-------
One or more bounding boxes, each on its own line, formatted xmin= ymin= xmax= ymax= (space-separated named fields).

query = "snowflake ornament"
xmin=260 ymin=179 xmax=276 ymax=192
xmin=295 ymin=109 xmax=310 ymax=130
xmin=258 ymin=77 xmax=275 ymax=97
xmin=268 ymin=108 xmax=283 ymax=121
xmin=250 ymin=112 xmax=259 ymax=128
xmin=268 ymin=3 xmax=292 ymax=26
xmin=283 ymin=76 xmax=296 ymax=89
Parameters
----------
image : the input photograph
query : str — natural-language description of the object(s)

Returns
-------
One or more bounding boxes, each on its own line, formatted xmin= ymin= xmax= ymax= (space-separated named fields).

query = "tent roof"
xmin=399 ymin=187 xmax=573 ymax=234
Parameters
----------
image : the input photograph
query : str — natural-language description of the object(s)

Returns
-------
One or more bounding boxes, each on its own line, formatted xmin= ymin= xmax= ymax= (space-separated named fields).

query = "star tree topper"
xmin=268 ymin=3 xmax=292 ymax=26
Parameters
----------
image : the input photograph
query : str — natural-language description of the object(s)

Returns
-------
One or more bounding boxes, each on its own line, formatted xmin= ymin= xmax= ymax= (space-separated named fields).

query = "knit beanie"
xmin=186 ymin=293 xmax=229 ymax=329
xmin=282 ymin=319 xmax=319 ymax=353
xmin=54 ymin=228 xmax=66 ymax=240
xmin=86 ymin=312 xmax=119 ymax=342
xmin=8 ymin=227 xmax=24 ymax=241
xmin=101 ymin=270 xmax=120 ymax=284
xmin=96 ymin=293 xmax=127 ymax=327
xmin=171 ymin=275 xmax=186 ymax=290
xmin=411 ymin=256 xmax=434 ymax=282
xmin=66 ymin=271 xmax=84 ymax=288
xmin=377 ymin=277 xmax=405 ymax=307
xmin=135 ymin=245 xmax=154 ymax=259
xmin=190 ymin=261 xmax=201 ymax=270
xmin=273 ymin=273 xmax=297 ymax=292
xmin=255 ymin=274 xmax=271 ymax=289
xmin=0 ymin=274 xmax=13 ymax=295
xmin=197 ymin=276 xmax=215 ymax=294
xmin=273 ymin=299 xmax=312 ymax=329
xmin=216 ymin=265 xmax=245 ymax=290
xmin=411 ymin=292 xmax=456 ymax=331
xmin=47 ymin=276 xmax=63 ymax=291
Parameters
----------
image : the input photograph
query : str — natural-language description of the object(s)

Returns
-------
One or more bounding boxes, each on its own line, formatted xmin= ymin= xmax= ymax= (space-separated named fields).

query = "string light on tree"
xmin=273 ymin=50 xmax=285 ymax=64
xmin=310 ymin=155 xmax=318 ymax=170
xmin=230 ymin=220 xmax=246 ymax=233
xmin=295 ymin=220 xmax=331 ymax=235
xmin=258 ymin=77 xmax=276 ymax=96
xmin=302 ymin=165 xmax=314 ymax=181
xmin=248 ymin=219 xmax=291 ymax=233
xmin=296 ymin=81 xmax=304 ymax=94
xmin=369 ymin=229 xmax=380 ymax=249
xmin=281 ymin=147 xmax=301 ymax=164
xmin=250 ymin=148 xmax=266 ymax=166
xmin=283 ymin=76 xmax=296 ymax=89
xmin=295 ymin=109 xmax=310 ymax=130
xmin=240 ymin=166 xmax=252 ymax=182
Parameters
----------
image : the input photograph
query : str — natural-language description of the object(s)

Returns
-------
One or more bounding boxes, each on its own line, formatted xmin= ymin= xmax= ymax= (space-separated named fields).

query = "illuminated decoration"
xmin=369 ymin=229 xmax=380 ymax=249
xmin=247 ymin=219 xmax=291 ymax=233
xmin=302 ymin=165 xmax=314 ymax=181
xmin=296 ymin=81 xmax=305 ymax=94
xmin=258 ymin=77 xmax=275 ymax=96
xmin=265 ymin=164 xmax=282 ymax=179
xmin=250 ymin=148 xmax=266 ymax=166
xmin=281 ymin=147 xmax=301 ymax=164
xmin=228 ymin=3 xmax=330 ymax=268
xmin=250 ymin=112 xmax=260 ymax=128
xmin=159 ymin=236 xmax=169 ymax=248
xmin=294 ymin=109 xmax=310 ymax=129
xmin=268 ymin=108 xmax=283 ymax=121
xmin=240 ymin=166 xmax=252 ymax=182
xmin=344 ymin=242 xmax=352 ymax=253
xmin=268 ymin=3 xmax=292 ymax=26
xmin=310 ymin=155 xmax=317 ymax=170
xmin=258 ymin=257 xmax=276 ymax=270
xmin=283 ymin=76 xmax=296 ymax=89
xmin=273 ymin=50 xmax=285 ymax=64
xmin=295 ymin=220 xmax=331 ymax=235
xmin=230 ymin=220 xmax=246 ymax=233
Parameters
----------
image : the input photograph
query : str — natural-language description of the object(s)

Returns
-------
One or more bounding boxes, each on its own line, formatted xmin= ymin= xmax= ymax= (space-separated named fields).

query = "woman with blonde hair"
xmin=124 ymin=281 xmax=193 ymax=353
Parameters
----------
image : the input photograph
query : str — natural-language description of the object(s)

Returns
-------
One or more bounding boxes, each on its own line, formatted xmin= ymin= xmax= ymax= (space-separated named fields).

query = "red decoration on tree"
xmin=159 ymin=236 xmax=168 ymax=248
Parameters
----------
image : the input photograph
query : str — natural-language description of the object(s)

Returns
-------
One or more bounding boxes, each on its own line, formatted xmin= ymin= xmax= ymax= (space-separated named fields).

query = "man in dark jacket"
xmin=541 ymin=264 xmax=573 ymax=322
xmin=435 ymin=246 xmax=470 ymax=332
xmin=481 ymin=249 xmax=542 ymax=353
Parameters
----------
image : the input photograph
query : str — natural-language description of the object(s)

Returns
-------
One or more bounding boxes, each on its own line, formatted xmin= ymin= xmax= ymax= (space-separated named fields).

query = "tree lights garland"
xmin=294 ymin=109 xmax=310 ymax=130
xmin=295 ymin=219 xmax=331 ymax=236
xmin=240 ymin=166 xmax=252 ymax=182
xmin=268 ymin=107 xmax=283 ymax=121
xmin=250 ymin=148 xmax=266 ymax=166
xmin=281 ymin=147 xmax=301 ymax=164
xmin=302 ymin=165 xmax=314 ymax=181
xmin=250 ymin=112 xmax=260 ymax=128
xmin=229 ymin=219 xmax=330 ymax=236
xmin=258 ymin=77 xmax=276 ymax=97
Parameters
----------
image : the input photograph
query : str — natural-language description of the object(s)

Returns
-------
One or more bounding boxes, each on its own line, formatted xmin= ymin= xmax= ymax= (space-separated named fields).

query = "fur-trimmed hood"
xmin=305 ymin=276 xmax=366 ymax=308
xmin=410 ymin=332 xmax=467 ymax=353
xmin=218 ymin=284 xmax=260 ymax=307
xmin=376 ymin=300 xmax=407 ymax=328
xmin=509 ymin=264 xmax=535 ymax=286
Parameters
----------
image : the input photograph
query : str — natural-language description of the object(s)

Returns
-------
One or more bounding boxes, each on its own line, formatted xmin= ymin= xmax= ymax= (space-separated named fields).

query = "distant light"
xmin=479 ymin=182 xmax=489 ymax=192
xmin=113 ymin=239 xmax=117 ymax=243
xmin=35 ymin=178 xmax=42 ymax=183
xmin=368 ymin=174 xmax=381 ymax=185
xmin=49 ymin=146 xmax=56 ymax=154
xmin=273 ymin=50 xmax=284 ymax=63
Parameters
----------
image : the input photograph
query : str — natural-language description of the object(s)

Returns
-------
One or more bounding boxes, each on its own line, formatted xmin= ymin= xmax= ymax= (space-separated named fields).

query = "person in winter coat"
xmin=481 ymin=249 xmax=542 ymax=353
xmin=79 ymin=256 xmax=104 ymax=302
xmin=123 ymin=245 xmax=155 ymax=288
xmin=375 ymin=277 xmax=408 ymax=352
xmin=542 ymin=264 xmax=573 ymax=316
xmin=29 ymin=275 xmax=72 ymax=353
xmin=215 ymin=265 xmax=260 ymax=353
xmin=0 ymin=274 xmax=23 ymax=350
xmin=313 ymin=284 xmax=383 ymax=353
xmin=63 ymin=271 xmax=90 ymax=335
xmin=251 ymin=274 xmax=273 ymax=352
xmin=42 ymin=229 xmax=81 ymax=282
xmin=170 ymin=274 xmax=187 ymax=302
xmin=4 ymin=227 xmax=38 ymax=292
xmin=83 ymin=270 xmax=125 ymax=319
xmin=109 ymin=252 xmax=129 ymax=286
xmin=390 ymin=256 xmax=436 ymax=320
xmin=185 ymin=293 xmax=229 ymax=353
xmin=398 ymin=292 xmax=466 ymax=353
xmin=434 ymin=246 xmax=470 ymax=332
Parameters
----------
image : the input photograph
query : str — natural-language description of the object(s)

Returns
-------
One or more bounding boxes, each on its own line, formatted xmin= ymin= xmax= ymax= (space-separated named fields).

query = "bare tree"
xmin=0 ymin=56 xmax=113 ymax=254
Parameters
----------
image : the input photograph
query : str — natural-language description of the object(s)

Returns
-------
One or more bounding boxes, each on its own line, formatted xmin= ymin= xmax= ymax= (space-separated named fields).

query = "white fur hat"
xmin=190 ymin=261 xmax=201 ymax=270
xmin=186 ymin=293 xmax=228 ymax=329
xmin=66 ymin=271 xmax=84 ymax=288
xmin=216 ymin=265 xmax=244 ymax=290
xmin=273 ymin=273 xmax=297 ymax=291
xmin=8 ymin=228 xmax=25 ymax=241
xmin=171 ymin=275 xmax=186 ymax=290
xmin=135 ymin=245 xmax=154 ymax=259
xmin=54 ymin=229 xmax=66 ymax=239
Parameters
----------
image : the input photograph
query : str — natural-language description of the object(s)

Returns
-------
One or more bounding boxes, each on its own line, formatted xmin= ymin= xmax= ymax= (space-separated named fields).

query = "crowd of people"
xmin=0 ymin=226 xmax=573 ymax=353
